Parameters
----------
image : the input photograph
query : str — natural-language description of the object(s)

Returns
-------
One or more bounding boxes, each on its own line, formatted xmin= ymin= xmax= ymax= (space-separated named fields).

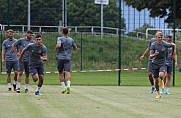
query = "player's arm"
xmin=172 ymin=44 xmax=178 ymax=66
xmin=150 ymin=50 xmax=159 ymax=59
xmin=55 ymin=38 xmax=61 ymax=49
xmin=40 ymin=56 xmax=48 ymax=61
xmin=18 ymin=48 xmax=26 ymax=62
xmin=140 ymin=47 xmax=150 ymax=60
xmin=12 ymin=41 xmax=20 ymax=56
xmin=19 ymin=44 xmax=29 ymax=61
xmin=40 ymin=47 xmax=48 ymax=61
xmin=1 ymin=49 xmax=5 ymax=65
xmin=56 ymin=43 xmax=61 ymax=49
xmin=149 ymin=44 xmax=159 ymax=59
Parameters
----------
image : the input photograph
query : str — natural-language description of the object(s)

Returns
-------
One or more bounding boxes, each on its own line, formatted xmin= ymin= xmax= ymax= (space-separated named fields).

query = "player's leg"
xmin=152 ymin=68 xmax=161 ymax=99
xmin=64 ymin=60 xmax=71 ymax=94
xmin=57 ymin=59 xmax=66 ymax=93
xmin=34 ymin=66 xmax=45 ymax=95
xmin=6 ymin=61 xmax=13 ymax=91
xmin=147 ymin=60 xmax=155 ymax=93
xmin=29 ymin=66 xmax=40 ymax=95
xmin=16 ymin=61 xmax=24 ymax=93
xmin=165 ymin=66 xmax=172 ymax=94
xmin=159 ymin=66 xmax=167 ymax=94
xmin=24 ymin=61 xmax=30 ymax=93
xmin=13 ymin=61 xmax=19 ymax=92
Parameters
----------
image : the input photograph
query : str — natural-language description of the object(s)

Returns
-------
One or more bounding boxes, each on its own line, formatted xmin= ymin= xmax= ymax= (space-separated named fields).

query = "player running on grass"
xmin=19 ymin=34 xmax=47 ymax=95
xmin=56 ymin=27 xmax=77 ymax=94
xmin=140 ymin=31 xmax=163 ymax=93
xmin=12 ymin=30 xmax=35 ymax=93
xmin=160 ymin=35 xmax=178 ymax=95
xmin=1 ymin=29 xmax=18 ymax=91
xmin=150 ymin=32 xmax=176 ymax=99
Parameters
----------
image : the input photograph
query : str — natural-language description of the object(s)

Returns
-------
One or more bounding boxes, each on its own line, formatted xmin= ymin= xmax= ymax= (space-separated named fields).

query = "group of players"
xmin=1 ymin=27 xmax=77 ymax=95
xmin=140 ymin=30 xmax=177 ymax=99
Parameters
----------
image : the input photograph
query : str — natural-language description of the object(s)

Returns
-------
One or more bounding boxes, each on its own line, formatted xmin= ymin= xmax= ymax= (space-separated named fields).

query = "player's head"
xmin=35 ymin=34 xmax=42 ymax=45
xmin=7 ymin=29 xmax=14 ymax=39
xmin=62 ymin=27 xmax=68 ymax=35
xmin=166 ymin=34 xmax=172 ymax=43
xmin=26 ymin=30 xmax=33 ymax=40
xmin=155 ymin=31 xmax=163 ymax=43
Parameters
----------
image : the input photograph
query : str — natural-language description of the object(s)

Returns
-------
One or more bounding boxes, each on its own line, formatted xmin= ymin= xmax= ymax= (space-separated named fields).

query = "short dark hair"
xmin=62 ymin=27 xmax=68 ymax=35
xmin=35 ymin=34 xmax=41 ymax=38
xmin=166 ymin=34 xmax=172 ymax=38
xmin=27 ymin=30 xmax=33 ymax=34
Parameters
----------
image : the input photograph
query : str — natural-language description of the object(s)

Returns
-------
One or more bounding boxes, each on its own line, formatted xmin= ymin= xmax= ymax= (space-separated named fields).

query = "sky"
xmin=120 ymin=0 xmax=168 ymax=34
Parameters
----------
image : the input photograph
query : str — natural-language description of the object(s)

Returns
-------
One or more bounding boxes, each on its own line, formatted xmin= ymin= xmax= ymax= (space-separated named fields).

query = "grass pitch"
xmin=0 ymin=85 xmax=181 ymax=118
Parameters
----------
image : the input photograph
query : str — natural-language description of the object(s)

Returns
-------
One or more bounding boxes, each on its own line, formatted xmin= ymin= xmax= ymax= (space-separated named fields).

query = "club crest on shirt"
xmin=7 ymin=44 xmax=10 ymax=47
xmin=38 ymin=50 xmax=42 ymax=53
xmin=161 ymin=47 xmax=165 ymax=51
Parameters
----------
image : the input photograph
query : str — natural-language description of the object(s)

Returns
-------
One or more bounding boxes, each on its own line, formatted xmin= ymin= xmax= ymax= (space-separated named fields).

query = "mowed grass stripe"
xmin=1 ymin=85 xmax=181 ymax=118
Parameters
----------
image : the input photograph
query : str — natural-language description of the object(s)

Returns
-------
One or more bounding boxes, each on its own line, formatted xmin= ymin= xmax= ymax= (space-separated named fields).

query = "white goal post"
xmin=146 ymin=28 xmax=181 ymax=39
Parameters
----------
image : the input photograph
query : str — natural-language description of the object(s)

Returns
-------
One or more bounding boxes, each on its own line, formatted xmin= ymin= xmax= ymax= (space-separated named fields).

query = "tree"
xmin=124 ymin=0 xmax=181 ymax=28
xmin=68 ymin=0 xmax=125 ymax=28
xmin=0 ymin=0 xmax=126 ymax=29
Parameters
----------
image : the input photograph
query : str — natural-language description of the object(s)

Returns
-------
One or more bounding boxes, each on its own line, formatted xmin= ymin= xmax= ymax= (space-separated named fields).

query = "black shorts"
xmin=18 ymin=61 xmax=29 ymax=73
xmin=152 ymin=63 xmax=167 ymax=78
xmin=6 ymin=61 xmax=18 ymax=73
xmin=57 ymin=59 xmax=71 ymax=72
xmin=29 ymin=65 xmax=44 ymax=76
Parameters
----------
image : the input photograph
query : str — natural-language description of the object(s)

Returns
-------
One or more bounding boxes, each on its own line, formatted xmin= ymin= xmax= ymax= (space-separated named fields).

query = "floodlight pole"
xmin=118 ymin=0 xmax=122 ymax=86
xmin=62 ymin=0 xmax=67 ymax=27
xmin=101 ymin=2 xmax=103 ymax=39
xmin=28 ymin=0 xmax=30 ymax=30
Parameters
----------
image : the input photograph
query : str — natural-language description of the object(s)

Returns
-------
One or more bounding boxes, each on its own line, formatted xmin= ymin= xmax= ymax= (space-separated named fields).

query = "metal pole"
xmin=0 ymin=24 xmax=2 ymax=72
xmin=62 ymin=0 xmax=67 ymax=27
xmin=7 ymin=0 xmax=10 ymax=29
xmin=80 ymin=32 xmax=83 ymax=71
xmin=118 ymin=0 xmax=122 ymax=86
xmin=28 ymin=0 xmax=30 ymax=30
xmin=172 ymin=0 xmax=176 ymax=86
xmin=65 ymin=0 xmax=67 ymax=27
xmin=101 ymin=2 xmax=103 ymax=39
xmin=62 ymin=0 xmax=65 ymax=27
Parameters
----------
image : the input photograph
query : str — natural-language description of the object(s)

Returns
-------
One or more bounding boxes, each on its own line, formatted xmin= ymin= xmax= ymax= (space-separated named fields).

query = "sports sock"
xmin=166 ymin=87 xmax=170 ymax=92
xmin=25 ymin=84 xmax=29 ymax=89
xmin=8 ymin=83 xmax=11 ymax=88
xmin=67 ymin=81 xmax=71 ymax=87
xmin=17 ymin=82 xmax=21 ymax=88
xmin=61 ymin=82 xmax=66 ymax=90
xmin=13 ymin=81 xmax=16 ymax=85
xmin=36 ymin=86 xmax=41 ymax=92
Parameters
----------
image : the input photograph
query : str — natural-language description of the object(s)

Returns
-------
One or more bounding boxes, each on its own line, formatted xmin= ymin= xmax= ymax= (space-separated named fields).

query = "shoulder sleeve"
xmin=72 ymin=39 xmax=77 ymax=48
xmin=150 ymin=43 xmax=155 ymax=54
xmin=57 ymin=37 xmax=61 ymax=44
xmin=14 ymin=38 xmax=22 ymax=45
xmin=2 ymin=40 xmax=6 ymax=50
xmin=42 ymin=45 xmax=47 ymax=56
xmin=24 ymin=43 xmax=32 ymax=51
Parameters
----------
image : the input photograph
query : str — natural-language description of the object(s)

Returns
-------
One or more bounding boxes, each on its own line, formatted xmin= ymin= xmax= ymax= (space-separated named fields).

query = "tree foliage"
xmin=124 ymin=0 xmax=181 ymax=27
xmin=0 ymin=0 xmax=125 ymax=28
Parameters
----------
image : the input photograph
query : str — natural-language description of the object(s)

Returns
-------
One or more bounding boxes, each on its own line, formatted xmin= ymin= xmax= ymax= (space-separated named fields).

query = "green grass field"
xmin=0 ymin=85 xmax=181 ymax=118
xmin=1 ymin=70 xmax=181 ymax=118
xmin=1 ymin=70 xmax=181 ymax=86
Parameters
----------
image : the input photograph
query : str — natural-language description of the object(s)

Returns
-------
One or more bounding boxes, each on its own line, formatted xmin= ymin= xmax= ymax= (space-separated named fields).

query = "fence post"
xmin=80 ymin=32 xmax=83 ymax=71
